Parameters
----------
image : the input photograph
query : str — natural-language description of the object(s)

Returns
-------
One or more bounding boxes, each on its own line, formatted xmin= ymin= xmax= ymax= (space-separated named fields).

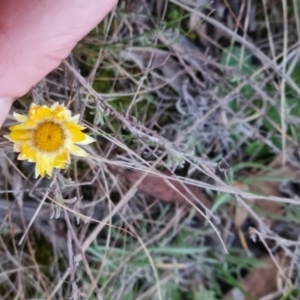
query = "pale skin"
xmin=0 ymin=0 xmax=117 ymax=127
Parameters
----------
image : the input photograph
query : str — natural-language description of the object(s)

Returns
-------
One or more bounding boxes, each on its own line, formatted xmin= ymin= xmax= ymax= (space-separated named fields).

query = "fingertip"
xmin=0 ymin=98 xmax=14 ymax=128
xmin=0 ymin=0 xmax=118 ymax=99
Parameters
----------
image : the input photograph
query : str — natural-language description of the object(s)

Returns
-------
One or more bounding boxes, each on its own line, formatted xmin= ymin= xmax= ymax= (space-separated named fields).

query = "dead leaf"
xmin=223 ymin=252 xmax=289 ymax=300
xmin=234 ymin=155 xmax=300 ymax=224
xmin=226 ymin=155 xmax=297 ymax=298
xmin=249 ymin=156 xmax=299 ymax=214
xmin=112 ymin=168 xmax=211 ymax=208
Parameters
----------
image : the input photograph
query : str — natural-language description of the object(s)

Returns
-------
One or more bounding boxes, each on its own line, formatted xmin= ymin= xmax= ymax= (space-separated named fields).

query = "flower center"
xmin=34 ymin=122 xmax=64 ymax=152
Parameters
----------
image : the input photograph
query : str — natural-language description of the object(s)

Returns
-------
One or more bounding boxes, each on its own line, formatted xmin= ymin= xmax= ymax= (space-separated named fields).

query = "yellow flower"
xmin=5 ymin=102 xmax=95 ymax=178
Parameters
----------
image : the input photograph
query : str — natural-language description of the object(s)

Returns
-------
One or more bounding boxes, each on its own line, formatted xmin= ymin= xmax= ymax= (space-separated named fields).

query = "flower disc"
xmin=34 ymin=122 xmax=64 ymax=152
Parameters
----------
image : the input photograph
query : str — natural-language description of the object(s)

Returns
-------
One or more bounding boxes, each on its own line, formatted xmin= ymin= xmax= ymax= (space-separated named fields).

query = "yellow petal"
xmin=4 ymin=135 xmax=10 ymax=142
xmin=13 ymin=144 xmax=21 ymax=152
xmin=50 ymin=102 xmax=60 ymax=111
xmin=45 ymin=158 xmax=54 ymax=176
xmin=57 ymin=162 xmax=65 ymax=169
xmin=68 ymin=114 xmax=80 ymax=124
xmin=53 ymin=149 xmax=70 ymax=167
xmin=36 ymin=160 xmax=46 ymax=178
xmin=9 ymin=124 xmax=24 ymax=131
xmin=9 ymin=121 xmax=35 ymax=131
xmin=67 ymin=143 xmax=88 ymax=157
xmin=29 ymin=106 xmax=52 ymax=121
xmin=54 ymin=161 xmax=66 ymax=169
xmin=75 ymin=134 xmax=96 ymax=145
xmin=18 ymin=143 xmax=36 ymax=162
xmin=64 ymin=109 xmax=71 ymax=119
xmin=20 ymin=143 xmax=36 ymax=162
xmin=18 ymin=153 xmax=28 ymax=160
xmin=6 ymin=131 xmax=31 ymax=143
xmin=52 ymin=105 xmax=71 ymax=121
xmin=35 ymin=163 xmax=40 ymax=178
xmin=8 ymin=122 xmax=31 ymax=131
xmin=64 ymin=121 xmax=85 ymax=131
xmin=13 ymin=112 xmax=28 ymax=122
xmin=52 ymin=106 xmax=65 ymax=120
xmin=68 ymin=128 xmax=86 ymax=143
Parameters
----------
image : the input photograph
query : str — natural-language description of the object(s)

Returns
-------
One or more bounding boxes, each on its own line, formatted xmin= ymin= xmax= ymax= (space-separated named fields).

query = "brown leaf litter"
xmin=110 ymin=167 xmax=211 ymax=208
xmin=223 ymin=251 xmax=290 ymax=300
xmin=226 ymin=155 xmax=298 ymax=298
xmin=111 ymin=154 xmax=297 ymax=299
xmin=233 ymin=155 xmax=300 ymax=229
